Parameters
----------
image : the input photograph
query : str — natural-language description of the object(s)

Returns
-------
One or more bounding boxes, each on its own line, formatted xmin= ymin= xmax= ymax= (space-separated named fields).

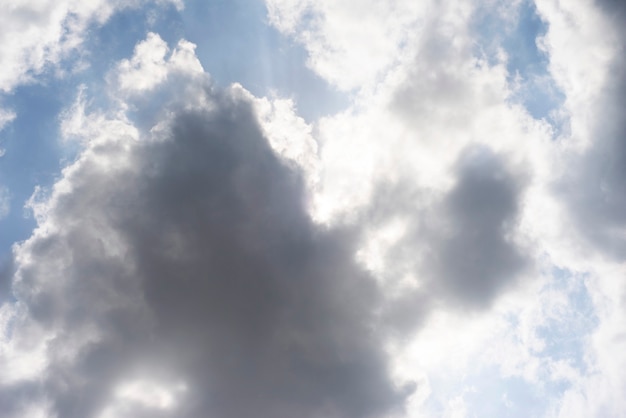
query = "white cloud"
xmin=97 ymin=379 xmax=188 ymax=417
xmin=253 ymin=96 xmax=320 ymax=190
xmin=535 ymin=0 xmax=618 ymax=146
xmin=114 ymin=33 xmax=204 ymax=96
xmin=528 ymin=2 xmax=626 ymax=414
xmin=0 ymin=0 xmax=182 ymax=96
xmin=264 ymin=0 xmax=626 ymax=416
xmin=266 ymin=0 xmax=436 ymax=91
xmin=0 ymin=108 xmax=16 ymax=132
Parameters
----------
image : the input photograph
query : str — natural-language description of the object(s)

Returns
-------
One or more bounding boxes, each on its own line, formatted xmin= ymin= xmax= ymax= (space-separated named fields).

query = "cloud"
xmin=264 ymin=0 xmax=623 ymax=415
xmin=112 ymin=33 xmax=204 ymax=96
xmin=3 ymin=1 xmax=625 ymax=417
xmin=0 ymin=0 xmax=182 ymax=99
xmin=0 ymin=108 xmax=15 ymax=132
xmin=428 ymin=146 xmax=528 ymax=306
xmin=354 ymin=145 xmax=530 ymax=349
xmin=529 ymin=0 xmax=626 ymax=415
xmin=295 ymin=0 xmax=539 ymax=314
xmin=266 ymin=0 xmax=433 ymax=91
xmin=532 ymin=0 xmax=626 ymax=261
xmin=1 ymin=34 xmax=411 ymax=418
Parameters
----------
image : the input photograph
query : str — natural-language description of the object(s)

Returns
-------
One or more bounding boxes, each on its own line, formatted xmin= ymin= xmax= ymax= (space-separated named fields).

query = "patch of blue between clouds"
xmin=424 ymin=368 xmax=549 ymax=418
xmin=428 ymin=362 xmax=574 ymax=417
xmin=179 ymin=0 xmax=348 ymax=120
xmin=465 ymin=368 xmax=561 ymax=418
xmin=0 ymin=81 xmax=66 ymax=264
xmin=535 ymin=268 xmax=598 ymax=374
xmin=421 ymin=268 xmax=597 ymax=416
xmin=481 ymin=268 xmax=597 ymax=416
xmin=464 ymin=370 xmax=549 ymax=418
xmin=473 ymin=0 xmax=565 ymax=131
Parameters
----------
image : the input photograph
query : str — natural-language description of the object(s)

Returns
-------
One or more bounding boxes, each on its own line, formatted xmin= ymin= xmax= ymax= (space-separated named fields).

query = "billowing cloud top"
xmin=1 ymin=1 xmax=626 ymax=417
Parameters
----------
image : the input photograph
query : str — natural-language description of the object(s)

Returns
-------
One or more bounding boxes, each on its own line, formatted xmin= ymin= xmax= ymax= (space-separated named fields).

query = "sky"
xmin=0 ymin=0 xmax=624 ymax=417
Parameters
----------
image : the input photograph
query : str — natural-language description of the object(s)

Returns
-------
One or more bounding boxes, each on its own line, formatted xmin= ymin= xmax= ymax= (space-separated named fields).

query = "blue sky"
xmin=1 ymin=1 xmax=625 ymax=417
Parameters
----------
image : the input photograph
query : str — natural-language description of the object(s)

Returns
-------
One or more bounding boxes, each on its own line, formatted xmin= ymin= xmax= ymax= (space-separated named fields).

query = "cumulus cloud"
xmin=529 ymin=0 xmax=626 ymax=260
xmin=266 ymin=0 xmax=432 ymax=91
xmin=555 ymin=0 xmax=626 ymax=260
xmin=357 ymin=144 xmax=529 ymax=330
xmin=527 ymin=0 xmax=626 ymax=415
xmin=0 ymin=0 xmax=172 ymax=93
xmin=0 ymin=0 xmax=183 ymax=154
xmin=1 ymin=34 xmax=412 ymax=418
xmin=112 ymin=33 xmax=204 ymax=95
xmin=427 ymin=146 xmax=528 ymax=306
xmin=290 ymin=0 xmax=541 ymax=315
xmin=265 ymin=0 xmax=626 ymax=415
xmin=3 ymin=0 xmax=626 ymax=417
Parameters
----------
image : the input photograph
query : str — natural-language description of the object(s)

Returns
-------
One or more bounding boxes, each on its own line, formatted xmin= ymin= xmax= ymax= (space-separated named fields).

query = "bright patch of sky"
xmin=536 ymin=269 xmax=597 ymax=370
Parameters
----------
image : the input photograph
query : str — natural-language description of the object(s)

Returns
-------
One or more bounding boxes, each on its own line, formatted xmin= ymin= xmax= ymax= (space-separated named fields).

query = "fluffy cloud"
xmin=555 ymin=0 xmax=626 ymax=259
xmin=0 ymin=0 xmax=182 ymax=137
xmin=529 ymin=0 xmax=626 ymax=415
xmin=423 ymin=146 xmax=528 ymax=306
xmin=288 ymin=0 xmax=543 ymax=309
xmin=266 ymin=0 xmax=626 ymax=416
xmin=0 ymin=0 xmax=179 ymax=95
xmin=3 ymin=0 xmax=626 ymax=417
xmin=0 ymin=34 xmax=411 ymax=418
xmin=266 ymin=0 xmax=433 ymax=91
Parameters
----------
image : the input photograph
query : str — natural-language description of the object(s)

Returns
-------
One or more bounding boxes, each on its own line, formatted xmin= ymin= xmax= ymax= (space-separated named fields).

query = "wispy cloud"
xmin=0 ymin=186 xmax=9 ymax=220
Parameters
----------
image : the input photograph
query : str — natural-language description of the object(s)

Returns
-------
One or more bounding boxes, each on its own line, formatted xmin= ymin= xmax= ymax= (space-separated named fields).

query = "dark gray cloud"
xmin=5 ymin=84 xmax=411 ymax=417
xmin=431 ymin=146 xmax=528 ymax=306
xmin=363 ymin=146 xmax=528 ymax=336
